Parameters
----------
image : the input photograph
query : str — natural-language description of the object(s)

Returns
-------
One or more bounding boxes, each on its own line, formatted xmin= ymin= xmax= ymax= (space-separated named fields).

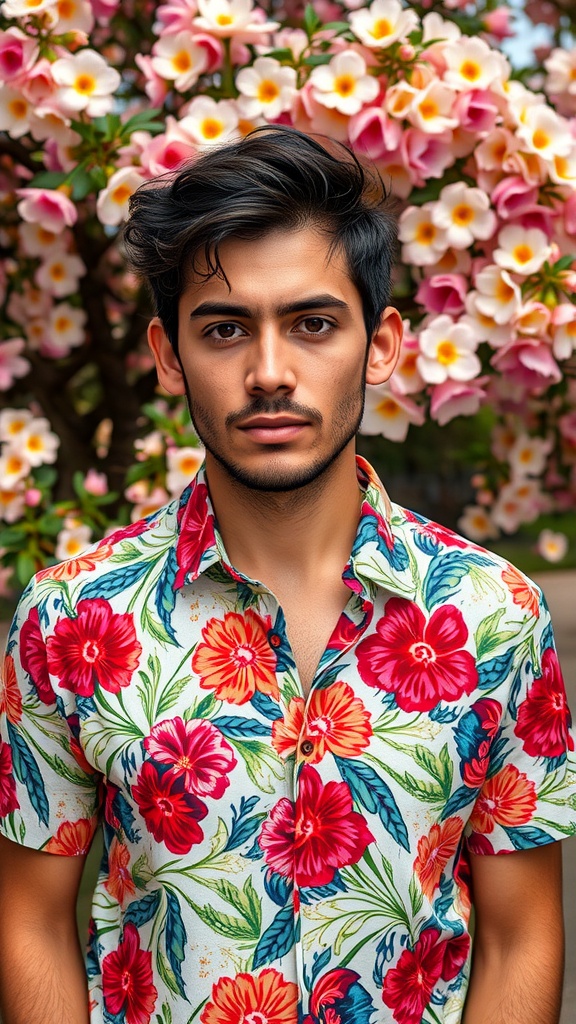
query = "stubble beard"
xmin=182 ymin=377 xmax=367 ymax=496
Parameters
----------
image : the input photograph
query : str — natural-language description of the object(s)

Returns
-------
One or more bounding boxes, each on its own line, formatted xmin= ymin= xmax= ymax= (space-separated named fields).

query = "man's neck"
xmin=204 ymin=446 xmax=363 ymax=587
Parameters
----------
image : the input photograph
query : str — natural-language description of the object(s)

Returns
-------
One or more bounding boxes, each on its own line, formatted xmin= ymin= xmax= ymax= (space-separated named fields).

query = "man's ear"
xmin=365 ymin=306 xmax=403 ymax=386
xmin=147 ymin=317 xmax=187 ymax=396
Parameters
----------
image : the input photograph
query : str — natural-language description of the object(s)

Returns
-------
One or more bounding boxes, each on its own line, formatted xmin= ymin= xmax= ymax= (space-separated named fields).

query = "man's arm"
xmin=0 ymin=834 xmax=90 ymax=1024
xmin=463 ymin=842 xmax=565 ymax=1024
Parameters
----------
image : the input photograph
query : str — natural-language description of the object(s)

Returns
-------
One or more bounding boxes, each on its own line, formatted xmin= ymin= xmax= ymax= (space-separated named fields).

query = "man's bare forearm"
xmin=462 ymin=940 xmax=564 ymax=1024
xmin=0 ymin=927 xmax=90 ymax=1024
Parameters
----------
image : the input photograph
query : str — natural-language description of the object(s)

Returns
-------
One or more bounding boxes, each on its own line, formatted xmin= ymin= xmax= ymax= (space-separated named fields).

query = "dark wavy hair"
xmin=123 ymin=125 xmax=398 ymax=353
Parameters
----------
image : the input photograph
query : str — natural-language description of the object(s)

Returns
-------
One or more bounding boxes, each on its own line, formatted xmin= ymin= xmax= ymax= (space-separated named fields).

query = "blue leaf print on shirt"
xmin=504 ymin=825 xmax=553 ymax=849
xmin=212 ymin=716 xmax=272 ymax=738
xmin=353 ymin=514 xmax=409 ymax=571
xmin=477 ymin=648 xmax=515 ymax=690
xmin=165 ymin=889 xmax=188 ymax=998
xmin=124 ymin=890 xmax=162 ymax=928
xmin=252 ymin=903 xmax=297 ymax=969
xmin=225 ymin=796 xmax=266 ymax=852
xmin=264 ymin=868 xmax=293 ymax=907
xmin=422 ymin=552 xmax=493 ymax=610
xmin=7 ymin=720 xmax=49 ymax=826
xmin=155 ymin=546 xmax=179 ymax=645
xmin=79 ymin=559 xmax=152 ymax=601
xmin=335 ymin=757 xmax=410 ymax=853
xmin=250 ymin=691 xmax=283 ymax=721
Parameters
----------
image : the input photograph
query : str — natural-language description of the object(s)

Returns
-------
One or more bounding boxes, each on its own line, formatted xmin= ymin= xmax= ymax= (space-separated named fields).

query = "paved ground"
xmin=1 ymin=572 xmax=575 ymax=1018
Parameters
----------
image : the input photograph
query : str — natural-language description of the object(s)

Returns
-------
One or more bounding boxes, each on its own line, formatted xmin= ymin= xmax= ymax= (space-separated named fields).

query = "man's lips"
xmin=237 ymin=416 xmax=311 ymax=443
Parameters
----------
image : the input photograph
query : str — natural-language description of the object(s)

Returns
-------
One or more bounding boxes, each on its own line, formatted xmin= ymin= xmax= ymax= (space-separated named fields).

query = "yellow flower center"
xmin=200 ymin=117 xmax=224 ymax=139
xmin=375 ymin=398 xmax=400 ymax=418
xmin=334 ymin=74 xmax=356 ymax=97
xmin=111 ymin=183 xmax=133 ymax=204
xmin=58 ymin=0 xmax=75 ymax=16
xmin=75 ymin=73 xmax=96 ymax=96
xmin=512 ymin=243 xmax=534 ymax=265
xmin=460 ymin=59 xmax=481 ymax=82
xmin=437 ymin=340 xmax=458 ymax=365
xmin=419 ymin=99 xmax=439 ymax=120
xmin=7 ymin=456 xmax=24 ymax=474
xmin=216 ymin=13 xmax=233 ymax=25
xmin=452 ymin=203 xmax=474 ymax=226
xmin=257 ymin=79 xmax=280 ymax=103
xmin=8 ymin=420 xmax=26 ymax=435
xmin=50 ymin=262 xmax=65 ymax=280
xmin=27 ymin=435 xmax=43 ymax=452
xmin=66 ymin=539 xmax=83 ymax=556
xmin=415 ymin=222 xmax=436 ymax=245
xmin=54 ymin=316 xmax=72 ymax=332
xmin=402 ymin=354 xmax=418 ymax=375
xmin=39 ymin=228 xmax=56 ymax=244
xmin=9 ymin=98 xmax=27 ymax=118
xmin=25 ymin=0 xmax=43 ymax=7
xmin=179 ymin=456 xmax=200 ymax=474
xmin=495 ymin=278 xmax=515 ymax=302
xmin=372 ymin=17 xmax=393 ymax=39
xmin=173 ymin=50 xmax=192 ymax=73
xmin=532 ymin=128 xmax=550 ymax=150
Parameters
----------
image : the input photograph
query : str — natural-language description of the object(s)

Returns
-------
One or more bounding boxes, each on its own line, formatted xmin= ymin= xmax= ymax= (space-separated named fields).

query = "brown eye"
xmin=215 ymin=323 xmax=237 ymax=338
xmin=302 ymin=317 xmax=327 ymax=333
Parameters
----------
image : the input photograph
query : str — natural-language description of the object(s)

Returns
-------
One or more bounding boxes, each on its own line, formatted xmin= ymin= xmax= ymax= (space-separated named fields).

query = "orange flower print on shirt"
xmin=200 ymin=968 xmax=298 ymax=1024
xmin=501 ymin=564 xmax=540 ymax=620
xmin=272 ymin=682 xmax=372 ymax=763
xmin=105 ymin=836 xmax=136 ymax=905
xmin=414 ymin=816 xmax=463 ymax=900
xmin=469 ymin=764 xmax=537 ymax=835
xmin=192 ymin=609 xmax=278 ymax=704
xmin=0 ymin=654 xmax=23 ymax=724
xmin=45 ymin=817 xmax=96 ymax=855
xmin=36 ymin=543 xmax=114 ymax=583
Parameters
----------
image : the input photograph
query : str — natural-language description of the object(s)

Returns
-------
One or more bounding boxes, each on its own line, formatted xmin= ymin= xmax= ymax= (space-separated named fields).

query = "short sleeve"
xmin=466 ymin=589 xmax=576 ymax=855
xmin=0 ymin=579 xmax=101 ymax=854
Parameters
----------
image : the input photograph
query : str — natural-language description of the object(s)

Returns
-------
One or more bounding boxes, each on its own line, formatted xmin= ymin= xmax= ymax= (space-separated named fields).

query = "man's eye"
xmin=206 ymin=323 xmax=243 ymax=340
xmin=299 ymin=317 xmax=332 ymax=335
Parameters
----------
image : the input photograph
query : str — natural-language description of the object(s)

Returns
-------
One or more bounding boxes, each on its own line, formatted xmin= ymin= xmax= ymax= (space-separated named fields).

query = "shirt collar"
xmin=171 ymin=456 xmax=413 ymax=598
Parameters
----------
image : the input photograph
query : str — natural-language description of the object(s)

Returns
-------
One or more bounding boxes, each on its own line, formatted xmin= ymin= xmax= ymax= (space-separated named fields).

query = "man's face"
xmin=149 ymin=226 xmax=400 ymax=493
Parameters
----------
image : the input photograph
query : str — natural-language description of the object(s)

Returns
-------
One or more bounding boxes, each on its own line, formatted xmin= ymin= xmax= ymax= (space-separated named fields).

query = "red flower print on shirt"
xmin=271 ymin=682 xmax=372 ymax=764
xmin=259 ymin=764 xmax=374 ymax=888
xmin=45 ymin=817 xmax=96 ymax=855
xmin=192 ymin=609 xmax=279 ymax=704
xmin=132 ymin=760 xmax=208 ymax=854
xmin=200 ymin=968 xmax=298 ymax=1024
xmin=515 ymin=647 xmax=574 ymax=758
xmin=413 ymin=816 xmax=463 ymax=900
xmin=356 ymin=598 xmax=478 ymax=712
xmin=144 ymin=716 xmax=237 ymax=798
xmin=19 ymin=606 xmax=54 ymax=705
xmin=382 ymin=927 xmax=469 ymax=1024
xmin=46 ymin=599 xmax=142 ymax=697
xmin=175 ymin=481 xmax=216 ymax=588
xmin=105 ymin=836 xmax=136 ymax=905
xmin=102 ymin=922 xmax=158 ymax=1024
xmin=0 ymin=654 xmax=22 ymax=724
xmin=0 ymin=738 xmax=19 ymax=818
xmin=469 ymin=764 xmax=537 ymax=835
xmin=303 ymin=967 xmax=361 ymax=1023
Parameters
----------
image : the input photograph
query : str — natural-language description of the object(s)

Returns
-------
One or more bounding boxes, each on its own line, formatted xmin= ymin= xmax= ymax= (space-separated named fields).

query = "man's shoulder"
xmin=392 ymin=502 xmax=543 ymax=608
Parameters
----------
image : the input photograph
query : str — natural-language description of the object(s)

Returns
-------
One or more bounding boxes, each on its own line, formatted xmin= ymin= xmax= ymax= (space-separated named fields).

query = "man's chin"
xmin=207 ymin=449 xmax=344 ymax=494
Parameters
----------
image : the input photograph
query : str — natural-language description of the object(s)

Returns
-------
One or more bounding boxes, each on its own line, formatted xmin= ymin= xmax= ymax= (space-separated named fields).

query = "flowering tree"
xmin=1 ymin=0 xmax=576 ymax=592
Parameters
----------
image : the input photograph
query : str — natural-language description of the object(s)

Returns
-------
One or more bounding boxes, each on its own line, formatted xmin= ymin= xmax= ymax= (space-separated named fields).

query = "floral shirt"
xmin=1 ymin=456 xmax=575 ymax=1024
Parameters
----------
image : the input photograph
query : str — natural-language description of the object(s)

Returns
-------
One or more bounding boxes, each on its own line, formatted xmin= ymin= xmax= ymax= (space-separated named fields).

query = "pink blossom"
xmin=347 ymin=105 xmax=401 ymax=161
xmin=453 ymin=90 xmax=498 ymax=134
xmin=491 ymin=176 xmax=539 ymax=220
xmin=154 ymin=0 xmax=199 ymax=34
xmin=491 ymin=337 xmax=562 ymax=392
xmin=0 ymin=28 xmax=38 ymax=82
xmin=134 ymin=54 xmax=169 ymax=105
xmin=139 ymin=120 xmax=198 ymax=176
xmin=84 ymin=469 xmax=108 ymax=496
xmin=430 ymin=376 xmax=489 ymax=425
xmin=564 ymin=192 xmax=576 ymax=236
xmin=559 ymin=411 xmax=576 ymax=446
xmin=24 ymin=487 xmax=42 ymax=507
xmin=416 ymin=274 xmax=468 ymax=316
xmin=0 ymin=339 xmax=30 ymax=390
xmin=401 ymin=129 xmax=454 ymax=184
xmin=91 ymin=0 xmax=120 ymax=20
xmin=17 ymin=188 xmax=77 ymax=233
xmin=483 ymin=7 xmax=514 ymax=39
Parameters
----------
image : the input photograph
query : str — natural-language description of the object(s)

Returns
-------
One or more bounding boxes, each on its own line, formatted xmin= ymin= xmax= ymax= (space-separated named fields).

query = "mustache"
xmin=225 ymin=397 xmax=323 ymax=428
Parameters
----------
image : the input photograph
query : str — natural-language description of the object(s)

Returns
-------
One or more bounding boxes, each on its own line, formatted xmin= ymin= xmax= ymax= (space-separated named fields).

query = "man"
xmin=0 ymin=126 xmax=574 ymax=1024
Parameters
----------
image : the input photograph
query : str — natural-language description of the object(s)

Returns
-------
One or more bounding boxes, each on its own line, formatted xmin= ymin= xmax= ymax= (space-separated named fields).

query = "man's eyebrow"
xmin=189 ymin=294 xmax=351 ymax=320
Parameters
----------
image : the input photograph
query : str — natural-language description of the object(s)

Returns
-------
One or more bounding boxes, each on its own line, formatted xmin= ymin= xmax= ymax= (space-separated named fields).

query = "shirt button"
xmin=300 ymin=740 xmax=314 ymax=756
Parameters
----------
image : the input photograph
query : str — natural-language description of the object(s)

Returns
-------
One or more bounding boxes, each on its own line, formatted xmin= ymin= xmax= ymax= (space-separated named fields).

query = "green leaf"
xmin=122 ymin=108 xmax=164 ymax=134
xmin=34 ymin=465 xmax=58 ymax=488
xmin=44 ymin=752 xmax=96 ymax=788
xmin=262 ymin=47 xmax=294 ymax=61
xmin=383 ymin=762 xmax=445 ymax=804
xmin=411 ymin=742 xmax=453 ymax=795
xmin=303 ymin=53 xmax=333 ymax=66
xmin=409 ymin=874 xmax=423 ymax=917
xmin=321 ymin=20 xmax=352 ymax=32
xmin=67 ymin=163 xmax=95 ymax=201
xmin=229 ymin=739 xmax=284 ymax=794
xmin=157 ymin=948 xmax=181 ymax=996
xmin=553 ymin=254 xmax=576 ymax=272
xmin=193 ymin=876 xmax=261 ymax=933
xmin=0 ymin=528 xmax=28 ymax=548
xmin=183 ymin=692 xmax=216 ymax=721
xmin=27 ymin=171 xmax=68 ymax=190
xmin=189 ymin=901 xmax=258 ymax=940
xmin=303 ymin=3 xmax=322 ymax=37
xmin=141 ymin=603 xmax=174 ymax=647
xmin=15 ymin=552 xmax=37 ymax=588
xmin=156 ymin=675 xmax=193 ymax=717
xmin=475 ymin=608 xmax=522 ymax=659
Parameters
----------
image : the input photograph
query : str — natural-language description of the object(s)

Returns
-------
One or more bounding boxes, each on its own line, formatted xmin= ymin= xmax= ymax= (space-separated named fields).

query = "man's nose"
xmin=244 ymin=328 xmax=297 ymax=395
